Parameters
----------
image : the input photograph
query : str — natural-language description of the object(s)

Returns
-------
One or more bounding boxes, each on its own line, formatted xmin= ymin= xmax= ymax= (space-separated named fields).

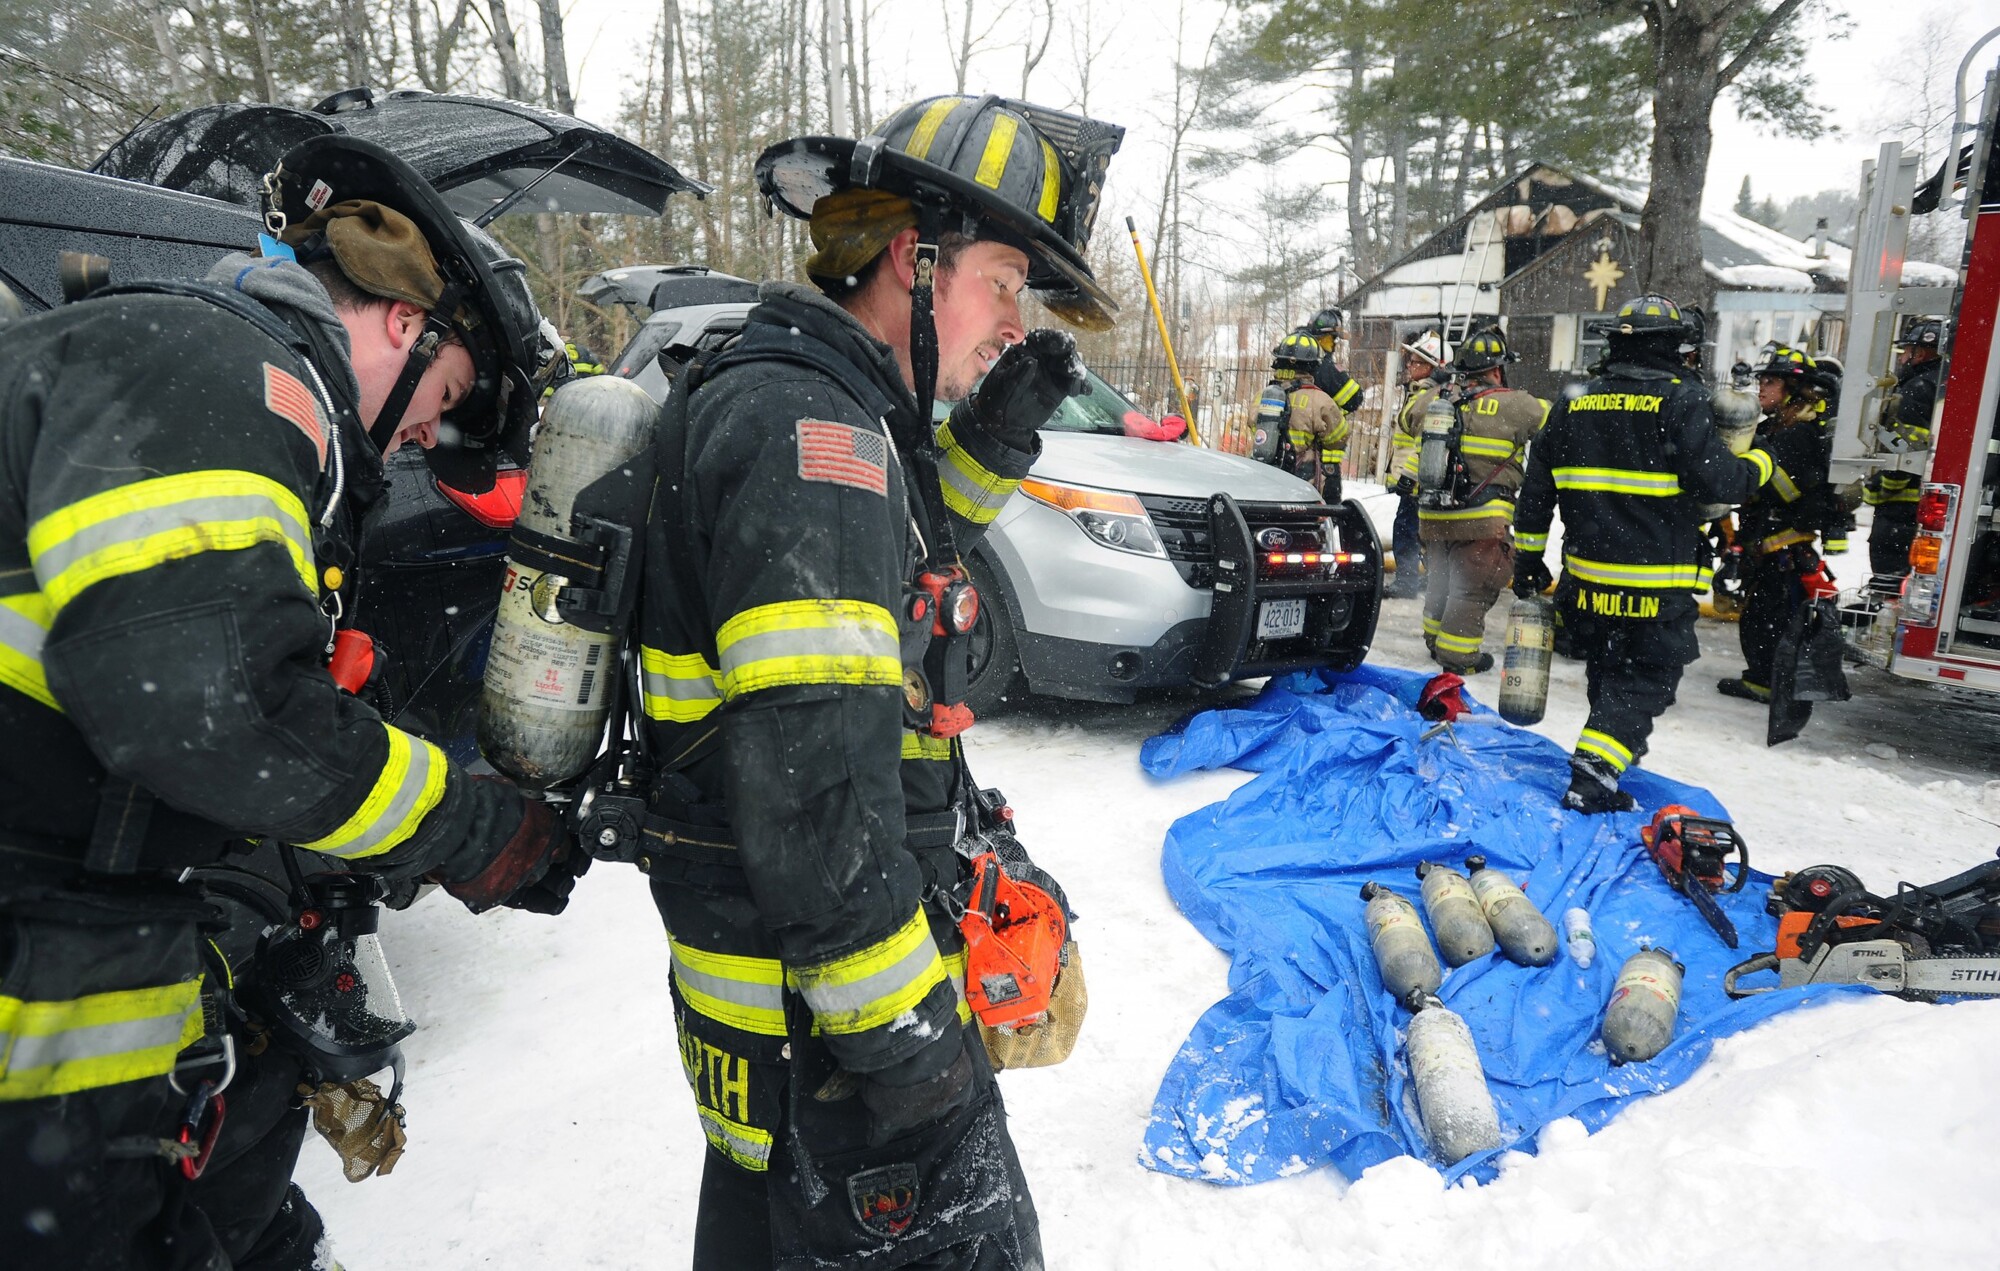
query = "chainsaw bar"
xmin=1681 ymin=880 xmax=1739 ymax=949
xmin=1726 ymin=939 xmax=2000 ymax=999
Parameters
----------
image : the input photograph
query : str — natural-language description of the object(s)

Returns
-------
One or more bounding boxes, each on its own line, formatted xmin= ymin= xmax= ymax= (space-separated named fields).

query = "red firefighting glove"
xmin=953 ymin=328 xmax=1089 ymax=450
xmin=440 ymin=780 xmax=587 ymax=915
xmin=860 ymin=1030 xmax=974 ymax=1147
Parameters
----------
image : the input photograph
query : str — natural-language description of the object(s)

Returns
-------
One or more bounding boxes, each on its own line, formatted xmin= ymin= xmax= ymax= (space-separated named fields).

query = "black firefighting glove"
xmin=861 ymin=1030 xmax=975 ymax=1147
xmin=1513 ymin=554 xmax=1553 ymax=599
xmin=953 ymin=328 xmax=1089 ymax=451
xmin=1391 ymin=474 xmax=1417 ymax=499
xmin=439 ymin=779 xmax=588 ymax=915
xmin=1323 ymin=469 xmax=1343 ymax=504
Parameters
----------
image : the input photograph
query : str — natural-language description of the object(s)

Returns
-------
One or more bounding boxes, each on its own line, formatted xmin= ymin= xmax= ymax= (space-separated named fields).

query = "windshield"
xmin=1043 ymin=369 xmax=1161 ymax=436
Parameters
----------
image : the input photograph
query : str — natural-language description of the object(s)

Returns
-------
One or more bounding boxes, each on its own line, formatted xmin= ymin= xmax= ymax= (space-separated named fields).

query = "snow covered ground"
xmin=301 ymin=492 xmax=2000 ymax=1269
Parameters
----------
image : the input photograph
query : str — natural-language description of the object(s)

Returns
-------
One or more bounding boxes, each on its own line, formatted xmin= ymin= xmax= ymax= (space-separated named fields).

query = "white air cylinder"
xmin=1406 ymin=997 xmax=1503 ymax=1164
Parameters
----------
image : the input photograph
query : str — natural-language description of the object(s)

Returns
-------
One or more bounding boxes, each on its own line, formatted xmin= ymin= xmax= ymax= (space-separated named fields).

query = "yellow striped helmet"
xmin=1603 ymin=292 xmax=1695 ymax=338
xmin=1752 ymin=342 xmax=1817 ymax=382
xmin=754 ymin=94 xmax=1125 ymax=329
xmin=1273 ymin=330 xmax=1322 ymax=372
xmin=1452 ymin=327 xmax=1514 ymax=373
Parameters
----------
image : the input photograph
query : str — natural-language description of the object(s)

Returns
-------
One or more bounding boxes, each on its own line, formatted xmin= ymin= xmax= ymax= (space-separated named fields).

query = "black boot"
xmin=1562 ymin=754 xmax=1634 ymax=814
xmin=1716 ymin=676 xmax=1769 ymax=703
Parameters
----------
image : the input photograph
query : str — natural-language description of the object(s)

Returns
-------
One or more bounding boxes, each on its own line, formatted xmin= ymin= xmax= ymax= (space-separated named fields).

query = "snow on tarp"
xmin=1137 ymin=665 xmax=1856 ymax=1186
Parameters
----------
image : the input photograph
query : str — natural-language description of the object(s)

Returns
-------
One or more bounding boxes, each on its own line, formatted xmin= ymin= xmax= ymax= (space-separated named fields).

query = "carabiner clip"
xmin=176 ymin=1082 xmax=228 ymax=1181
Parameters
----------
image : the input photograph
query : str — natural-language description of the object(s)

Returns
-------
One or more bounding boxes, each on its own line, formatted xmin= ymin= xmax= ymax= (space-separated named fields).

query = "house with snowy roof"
xmin=1336 ymin=162 xmax=1952 ymax=417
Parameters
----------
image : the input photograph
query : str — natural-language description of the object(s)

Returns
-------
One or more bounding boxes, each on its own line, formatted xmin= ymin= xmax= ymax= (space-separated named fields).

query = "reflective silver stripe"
xmin=717 ymin=623 xmax=899 ymax=681
xmin=1772 ymin=466 xmax=1803 ymax=501
xmin=670 ymin=950 xmax=787 ymax=1025
xmin=794 ymin=936 xmax=941 ymax=1028
xmin=0 ymin=597 xmax=54 ymax=710
xmin=297 ymin=727 xmax=445 ymax=859
xmin=2 ymin=1012 xmax=192 ymax=1073
xmin=33 ymin=493 xmax=313 ymax=596
xmin=696 ymin=1106 xmax=774 ymax=1169
xmin=640 ymin=648 xmax=723 ymax=722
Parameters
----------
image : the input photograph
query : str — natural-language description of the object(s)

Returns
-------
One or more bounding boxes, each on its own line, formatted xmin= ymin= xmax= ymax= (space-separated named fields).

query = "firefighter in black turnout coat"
xmin=633 ymin=96 xmax=1120 ymax=1269
xmin=1719 ymin=345 xmax=1837 ymax=703
xmin=1514 ymin=295 xmax=1777 ymax=813
xmin=1863 ymin=318 xmax=1943 ymax=586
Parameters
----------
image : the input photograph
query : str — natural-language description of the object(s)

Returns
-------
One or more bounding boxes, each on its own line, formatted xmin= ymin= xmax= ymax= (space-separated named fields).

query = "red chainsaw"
xmin=1640 ymin=805 xmax=1750 ymax=948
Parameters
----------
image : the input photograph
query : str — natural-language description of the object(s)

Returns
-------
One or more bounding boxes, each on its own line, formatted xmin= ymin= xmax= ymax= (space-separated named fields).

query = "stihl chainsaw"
xmin=1640 ymin=805 xmax=1749 ymax=948
xmin=1724 ymin=852 xmax=2000 ymax=1000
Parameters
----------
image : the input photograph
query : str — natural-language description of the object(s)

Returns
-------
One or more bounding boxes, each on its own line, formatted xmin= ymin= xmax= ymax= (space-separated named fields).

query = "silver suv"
xmin=584 ymin=265 xmax=1382 ymax=709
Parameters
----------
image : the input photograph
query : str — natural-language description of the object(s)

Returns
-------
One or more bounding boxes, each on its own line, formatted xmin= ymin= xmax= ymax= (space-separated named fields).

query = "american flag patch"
xmin=796 ymin=419 xmax=888 ymax=497
xmin=264 ymin=363 xmax=327 ymax=468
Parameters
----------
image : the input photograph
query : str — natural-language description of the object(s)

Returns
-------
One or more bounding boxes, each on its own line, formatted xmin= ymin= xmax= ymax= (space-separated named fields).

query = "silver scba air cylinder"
xmin=1415 ymin=862 xmax=1495 ymax=967
xmin=1415 ymin=394 xmax=1457 ymax=494
xmin=1360 ymin=882 xmax=1442 ymax=1005
xmin=480 ymin=376 xmax=658 ymax=788
xmin=1465 ymin=855 xmax=1558 ymax=967
xmin=1406 ymin=996 xmax=1503 ymax=1165
xmin=1498 ymin=593 xmax=1554 ymax=726
xmin=1603 ymin=947 xmax=1684 ymax=1065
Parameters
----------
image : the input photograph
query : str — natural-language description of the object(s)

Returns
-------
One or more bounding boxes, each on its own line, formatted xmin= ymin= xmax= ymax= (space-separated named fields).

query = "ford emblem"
xmin=1255 ymin=527 xmax=1290 ymax=550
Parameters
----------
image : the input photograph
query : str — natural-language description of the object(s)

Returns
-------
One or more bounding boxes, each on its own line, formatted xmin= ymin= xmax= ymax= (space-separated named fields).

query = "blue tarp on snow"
xmin=1139 ymin=665 xmax=1852 ymax=1185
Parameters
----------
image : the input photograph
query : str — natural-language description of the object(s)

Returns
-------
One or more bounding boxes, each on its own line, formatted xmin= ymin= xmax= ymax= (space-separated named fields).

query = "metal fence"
xmin=1091 ymin=360 xmax=1397 ymax=476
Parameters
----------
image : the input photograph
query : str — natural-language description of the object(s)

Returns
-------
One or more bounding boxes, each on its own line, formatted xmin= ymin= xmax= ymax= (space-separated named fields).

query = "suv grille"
xmin=1138 ymin=495 xmax=1213 ymax=567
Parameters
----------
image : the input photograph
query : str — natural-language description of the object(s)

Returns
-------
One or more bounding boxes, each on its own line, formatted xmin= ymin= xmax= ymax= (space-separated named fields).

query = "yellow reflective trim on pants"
xmin=0 ymin=977 xmax=204 ymax=1100
xmin=904 ymin=98 xmax=959 ymax=160
xmin=975 ymin=114 xmax=1019 ymax=189
xmin=934 ymin=418 xmax=1021 ymax=525
xmin=942 ymin=947 xmax=973 ymax=1025
xmin=1421 ymin=615 xmax=1442 ymax=636
xmin=670 ymin=939 xmax=788 ymax=1037
xmin=696 ymin=1104 xmax=774 ymax=1171
xmin=640 ymin=645 xmax=722 ymax=723
xmin=1551 ymin=467 xmax=1681 ymax=497
xmin=1515 ymin=531 xmax=1549 ymax=552
xmin=1576 ymin=729 xmax=1632 ymax=772
xmin=28 ymin=471 xmax=316 ymax=611
xmin=0 ymin=592 xmax=56 ymax=711
xmin=1419 ymin=501 xmax=1515 ymax=523
xmin=293 ymin=724 xmax=447 ymax=859
xmin=1563 ymin=554 xmax=1713 ymax=590
xmin=1434 ymin=630 xmax=1483 ymax=654
xmin=901 ymin=731 xmax=955 ymax=761
xmin=1037 ymin=138 xmax=1060 ymax=222
xmin=1771 ymin=467 xmax=1803 ymax=502
xmin=793 ymin=908 xmax=946 ymax=1036
xmin=715 ymin=599 xmax=901 ymax=698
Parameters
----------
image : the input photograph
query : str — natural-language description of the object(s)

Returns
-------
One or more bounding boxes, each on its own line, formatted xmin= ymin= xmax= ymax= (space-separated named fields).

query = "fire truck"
xmin=1839 ymin=28 xmax=2000 ymax=693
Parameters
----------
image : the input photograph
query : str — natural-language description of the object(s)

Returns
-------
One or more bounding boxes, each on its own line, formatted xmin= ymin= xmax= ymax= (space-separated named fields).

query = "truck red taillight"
xmin=1916 ymin=489 xmax=1952 ymax=532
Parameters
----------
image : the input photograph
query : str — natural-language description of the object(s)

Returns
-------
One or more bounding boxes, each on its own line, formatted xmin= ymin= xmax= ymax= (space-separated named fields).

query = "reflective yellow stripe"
xmin=1742 ymin=449 xmax=1774 ymax=485
xmin=715 ymin=599 xmax=901 ymax=698
xmin=1759 ymin=528 xmax=1817 ymax=553
xmin=294 ymin=724 xmax=447 ymax=859
xmin=1321 ymin=447 xmax=1346 ymax=464
xmin=1434 ymin=630 xmax=1483 ymax=654
xmin=28 ymin=471 xmax=315 ymax=611
xmin=0 ymin=977 xmax=204 ymax=1100
xmin=1563 ymin=553 xmax=1713 ymax=590
xmin=904 ymin=98 xmax=960 ymax=160
xmin=1515 ymin=531 xmax=1549 ymax=552
xmin=1576 ymin=729 xmax=1632 ymax=772
xmin=1420 ymin=500 xmax=1515 ymax=523
xmin=1459 ymin=435 xmax=1519 ymax=459
xmin=942 ymin=947 xmax=973 ymax=1024
xmin=1398 ymin=452 xmax=1420 ymax=478
xmin=934 ymin=418 xmax=1022 ymax=525
xmin=696 ymin=1104 xmax=774 ymax=1171
xmin=901 ymin=731 xmax=954 ymax=761
xmin=1865 ymin=483 xmax=1922 ymax=506
xmin=793 ymin=908 xmax=946 ymax=1035
xmin=974 ymin=114 xmax=1018 ymax=189
xmin=670 ymin=939 xmax=788 ymax=1037
xmin=1551 ymin=467 xmax=1681 ymax=497
xmin=1421 ymin=615 xmax=1443 ymax=636
xmin=640 ymin=645 xmax=722 ymax=723
xmin=1331 ymin=378 xmax=1361 ymax=408
xmin=1771 ymin=467 xmax=1803 ymax=502
xmin=1037 ymin=138 xmax=1061 ymax=222
xmin=0 ymin=592 xmax=56 ymax=711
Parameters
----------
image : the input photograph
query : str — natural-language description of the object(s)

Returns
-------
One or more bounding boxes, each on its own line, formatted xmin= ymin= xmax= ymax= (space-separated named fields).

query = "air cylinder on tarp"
xmin=480 ymin=375 xmax=658 ymax=788
xmin=1465 ymin=855 xmax=1558 ymax=967
xmin=1415 ymin=862 xmax=1495 ymax=966
xmin=1603 ymin=947 xmax=1684 ymax=1065
xmin=1361 ymin=882 xmax=1442 ymax=1005
xmin=1498 ymin=593 xmax=1554 ymax=726
xmin=1406 ymin=996 xmax=1503 ymax=1164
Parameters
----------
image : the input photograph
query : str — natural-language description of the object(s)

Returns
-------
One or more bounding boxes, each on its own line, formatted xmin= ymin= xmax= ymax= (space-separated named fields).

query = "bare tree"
xmin=480 ymin=0 xmax=533 ymax=100
xmin=1017 ymin=0 xmax=1052 ymax=98
xmin=1063 ymin=0 xmax=1117 ymax=115
xmin=536 ymin=0 xmax=573 ymax=113
xmin=939 ymin=0 xmax=1005 ymax=96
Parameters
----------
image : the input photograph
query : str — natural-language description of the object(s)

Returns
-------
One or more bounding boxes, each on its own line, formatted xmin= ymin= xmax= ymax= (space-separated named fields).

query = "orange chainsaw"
xmin=956 ymin=851 xmax=1067 ymax=1029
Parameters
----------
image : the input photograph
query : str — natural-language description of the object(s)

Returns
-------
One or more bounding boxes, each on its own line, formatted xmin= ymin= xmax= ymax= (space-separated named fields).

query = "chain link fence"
xmin=1089 ymin=360 xmax=1399 ymax=478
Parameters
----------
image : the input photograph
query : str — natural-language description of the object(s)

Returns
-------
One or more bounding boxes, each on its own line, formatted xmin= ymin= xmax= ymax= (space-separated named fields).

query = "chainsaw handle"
xmin=1725 ymin=836 xmax=1751 ymax=894
xmin=1722 ymin=952 xmax=1778 ymax=999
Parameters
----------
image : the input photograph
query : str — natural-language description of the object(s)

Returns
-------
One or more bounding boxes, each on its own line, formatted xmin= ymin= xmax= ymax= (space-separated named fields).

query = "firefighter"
xmin=1252 ymin=344 xmax=1305 ymax=469
xmin=1274 ymin=330 xmax=1351 ymax=499
xmin=1416 ymin=329 xmax=1548 ymax=674
xmin=1718 ymin=345 xmax=1837 ymax=702
xmin=1385 ymin=329 xmax=1448 ymax=598
xmin=1303 ymin=305 xmax=1366 ymax=418
xmin=634 ymin=95 xmax=1119 ymax=1269
xmin=1513 ymin=294 xmax=1777 ymax=813
xmin=0 ymin=136 xmax=582 ymax=1270
xmin=1864 ymin=318 xmax=1943 ymax=588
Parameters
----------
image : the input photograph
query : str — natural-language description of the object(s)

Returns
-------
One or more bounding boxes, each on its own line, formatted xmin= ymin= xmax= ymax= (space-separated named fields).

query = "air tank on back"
xmin=1464 ymin=855 xmax=1558 ymax=967
xmin=480 ymin=375 xmax=658 ymax=788
xmin=1360 ymin=882 xmax=1441 ymax=1005
xmin=1415 ymin=393 xmax=1457 ymax=494
xmin=1415 ymin=862 xmax=1495 ymax=966
xmin=1405 ymin=995 xmax=1503 ymax=1165
xmin=1603 ymin=947 xmax=1684 ymax=1064
xmin=1498 ymin=594 xmax=1555 ymax=726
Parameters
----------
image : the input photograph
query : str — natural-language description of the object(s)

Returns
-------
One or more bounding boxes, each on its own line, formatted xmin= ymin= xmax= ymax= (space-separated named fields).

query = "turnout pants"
xmin=1738 ymin=547 xmax=1810 ymax=692
xmin=1556 ymin=582 xmax=1702 ymax=780
xmin=1870 ymin=506 xmax=1917 ymax=578
xmin=0 ymin=886 xmax=228 ymax=1271
xmin=1421 ymin=536 xmax=1512 ymax=670
xmin=185 ymin=1045 xmax=325 ymax=1271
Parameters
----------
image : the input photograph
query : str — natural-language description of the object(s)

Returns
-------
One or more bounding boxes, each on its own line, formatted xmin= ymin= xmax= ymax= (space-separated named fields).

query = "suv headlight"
xmin=1020 ymin=478 xmax=1166 ymax=558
